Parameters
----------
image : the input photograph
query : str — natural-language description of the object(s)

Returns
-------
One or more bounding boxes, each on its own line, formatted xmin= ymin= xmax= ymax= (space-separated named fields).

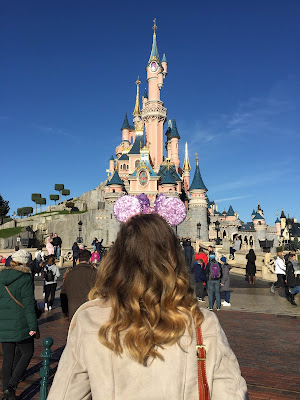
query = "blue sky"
xmin=1 ymin=0 xmax=300 ymax=225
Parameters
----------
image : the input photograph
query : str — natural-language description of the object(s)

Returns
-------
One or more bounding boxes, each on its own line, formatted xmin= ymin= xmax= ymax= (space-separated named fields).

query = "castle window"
xmin=126 ymin=164 xmax=129 ymax=169
xmin=135 ymin=160 xmax=140 ymax=169
xmin=120 ymin=165 xmax=123 ymax=170
xmin=123 ymin=164 xmax=126 ymax=170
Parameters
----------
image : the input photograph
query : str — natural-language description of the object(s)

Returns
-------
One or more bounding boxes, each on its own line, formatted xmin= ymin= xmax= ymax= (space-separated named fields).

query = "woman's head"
xmin=89 ymin=213 xmax=203 ymax=365
xmin=10 ymin=249 xmax=31 ymax=267
xmin=47 ymin=255 xmax=56 ymax=265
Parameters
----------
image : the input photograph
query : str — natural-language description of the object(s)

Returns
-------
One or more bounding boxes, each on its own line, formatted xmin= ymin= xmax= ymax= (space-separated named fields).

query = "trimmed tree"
xmin=55 ymin=184 xmax=64 ymax=204
xmin=35 ymin=197 xmax=46 ymax=213
xmin=65 ymin=201 xmax=74 ymax=213
xmin=61 ymin=189 xmax=70 ymax=201
xmin=31 ymin=193 xmax=41 ymax=214
xmin=49 ymin=194 xmax=59 ymax=205
xmin=17 ymin=207 xmax=33 ymax=218
xmin=0 ymin=194 xmax=10 ymax=225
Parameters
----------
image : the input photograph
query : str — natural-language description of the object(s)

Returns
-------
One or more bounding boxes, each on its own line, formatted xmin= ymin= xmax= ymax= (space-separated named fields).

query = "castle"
xmin=30 ymin=22 xmax=283 ymax=251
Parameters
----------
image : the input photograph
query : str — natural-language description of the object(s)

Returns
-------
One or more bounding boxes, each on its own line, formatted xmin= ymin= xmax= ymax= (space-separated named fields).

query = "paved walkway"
xmin=0 ymin=273 xmax=300 ymax=400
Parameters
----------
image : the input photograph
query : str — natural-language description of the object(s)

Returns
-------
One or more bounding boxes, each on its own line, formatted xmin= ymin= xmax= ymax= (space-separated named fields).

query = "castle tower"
xmin=133 ymin=77 xmax=142 ymax=126
xmin=280 ymin=209 xmax=286 ymax=230
xmin=142 ymin=19 xmax=167 ymax=172
xmin=160 ymin=162 xmax=178 ymax=196
xmin=182 ymin=142 xmax=191 ymax=193
xmin=253 ymin=211 xmax=267 ymax=249
xmin=169 ymin=119 xmax=180 ymax=170
xmin=165 ymin=120 xmax=172 ymax=159
xmin=188 ymin=154 xmax=209 ymax=241
xmin=275 ymin=211 xmax=281 ymax=236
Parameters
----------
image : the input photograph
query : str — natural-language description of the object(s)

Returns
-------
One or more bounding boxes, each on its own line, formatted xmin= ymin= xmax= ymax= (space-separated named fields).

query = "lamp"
xmin=197 ymin=222 xmax=201 ymax=239
xmin=215 ymin=220 xmax=221 ymax=245
xmin=77 ymin=220 xmax=83 ymax=244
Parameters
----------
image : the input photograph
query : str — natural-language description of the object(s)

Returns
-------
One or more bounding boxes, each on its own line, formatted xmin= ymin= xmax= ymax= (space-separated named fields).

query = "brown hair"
xmin=47 ymin=255 xmax=56 ymax=265
xmin=89 ymin=213 xmax=203 ymax=365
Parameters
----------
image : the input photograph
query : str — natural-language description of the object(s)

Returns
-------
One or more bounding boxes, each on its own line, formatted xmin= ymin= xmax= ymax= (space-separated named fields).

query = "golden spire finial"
xmin=182 ymin=142 xmax=191 ymax=171
xmin=277 ymin=210 xmax=279 ymax=218
xmin=153 ymin=18 xmax=157 ymax=36
xmin=195 ymin=153 xmax=199 ymax=166
xmin=167 ymin=158 xmax=171 ymax=170
xmin=133 ymin=76 xmax=141 ymax=117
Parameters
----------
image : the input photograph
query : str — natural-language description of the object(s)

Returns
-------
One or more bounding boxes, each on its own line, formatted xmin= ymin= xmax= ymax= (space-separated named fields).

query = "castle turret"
xmin=280 ymin=209 xmax=286 ymax=230
xmin=121 ymin=113 xmax=130 ymax=143
xmin=275 ymin=211 xmax=281 ymax=236
xmin=142 ymin=19 xmax=167 ymax=171
xmin=109 ymin=155 xmax=115 ymax=174
xmin=189 ymin=154 xmax=208 ymax=241
xmin=253 ymin=212 xmax=267 ymax=249
xmin=182 ymin=142 xmax=191 ymax=193
xmin=161 ymin=53 xmax=168 ymax=76
xmin=160 ymin=164 xmax=177 ymax=196
xmin=169 ymin=119 xmax=180 ymax=170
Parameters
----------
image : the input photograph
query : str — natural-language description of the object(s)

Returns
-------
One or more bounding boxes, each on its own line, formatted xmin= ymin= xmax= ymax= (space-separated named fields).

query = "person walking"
xmin=206 ymin=253 xmax=222 ymax=310
xmin=0 ymin=249 xmax=37 ymax=400
xmin=60 ymin=250 xmax=97 ymax=320
xmin=34 ymin=245 xmax=45 ymax=276
xmin=184 ymin=239 xmax=194 ymax=273
xmin=72 ymin=242 xmax=80 ymax=268
xmin=220 ymin=256 xmax=231 ymax=306
xmin=48 ymin=213 xmax=247 ymax=400
xmin=194 ymin=254 xmax=207 ymax=302
xmin=43 ymin=255 xmax=60 ymax=311
xmin=246 ymin=249 xmax=256 ymax=285
xmin=285 ymin=253 xmax=300 ymax=306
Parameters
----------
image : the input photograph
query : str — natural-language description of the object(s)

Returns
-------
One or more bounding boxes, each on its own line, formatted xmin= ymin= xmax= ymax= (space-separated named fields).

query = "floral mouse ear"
xmin=154 ymin=194 xmax=187 ymax=226
xmin=113 ymin=195 xmax=141 ymax=223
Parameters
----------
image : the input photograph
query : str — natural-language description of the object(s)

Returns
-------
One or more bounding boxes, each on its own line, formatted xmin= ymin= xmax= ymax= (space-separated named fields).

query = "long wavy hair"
xmin=89 ymin=213 xmax=203 ymax=365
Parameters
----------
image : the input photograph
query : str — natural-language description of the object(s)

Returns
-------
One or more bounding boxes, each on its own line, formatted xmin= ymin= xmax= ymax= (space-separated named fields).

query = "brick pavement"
xmin=1 ymin=275 xmax=300 ymax=400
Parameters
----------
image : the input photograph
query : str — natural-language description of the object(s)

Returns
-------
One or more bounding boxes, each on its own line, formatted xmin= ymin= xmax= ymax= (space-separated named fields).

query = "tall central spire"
xmin=148 ymin=18 xmax=160 ymax=63
xmin=182 ymin=142 xmax=191 ymax=171
xmin=133 ymin=77 xmax=141 ymax=117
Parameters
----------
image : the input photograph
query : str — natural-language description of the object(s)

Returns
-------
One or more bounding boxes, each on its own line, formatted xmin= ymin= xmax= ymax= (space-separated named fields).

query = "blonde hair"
xmin=89 ymin=213 xmax=203 ymax=365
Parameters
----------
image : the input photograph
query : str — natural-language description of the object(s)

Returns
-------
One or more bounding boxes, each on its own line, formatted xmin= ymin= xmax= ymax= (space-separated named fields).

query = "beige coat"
xmin=48 ymin=299 xmax=248 ymax=400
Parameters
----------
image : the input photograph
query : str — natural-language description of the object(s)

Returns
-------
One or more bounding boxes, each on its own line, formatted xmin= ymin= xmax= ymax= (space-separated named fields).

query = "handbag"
xmin=196 ymin=326 xmax=210 ymax=400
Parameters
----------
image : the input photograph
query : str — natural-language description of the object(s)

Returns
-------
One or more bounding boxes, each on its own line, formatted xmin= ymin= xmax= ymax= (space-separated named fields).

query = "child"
xmin=90 ymin=250 xmax=100 ymax=265
xmin=43 ymin=255 xmax=60 ymax=310
xmin=194 ymin=254 xmax=207 ymax=302
xmin=220 ymin=256 xmax=231 ymax=306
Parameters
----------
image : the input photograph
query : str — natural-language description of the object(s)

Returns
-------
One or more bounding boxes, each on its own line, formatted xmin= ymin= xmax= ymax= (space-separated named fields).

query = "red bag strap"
xmin=5 ymin=286 xmax=24 ymax=308
xmin=196 ymin=326 xmax=210 ymax=400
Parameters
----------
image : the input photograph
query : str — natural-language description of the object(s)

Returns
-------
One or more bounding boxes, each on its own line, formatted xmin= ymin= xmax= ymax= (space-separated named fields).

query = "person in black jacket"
xmin=72 ymin=242 xmax=80 ymax=268
xmin=193 ymin=255 xmax=207 ymax=302
xmin=246 ymin=249 xmax=256 ymax=285
xmin=184 ymin=240 xmax=194 ymax=273
xmin=285 ymin=253 xmax=300 ymax=306
xmin=52 ymin=233 xmax=62 ymax=260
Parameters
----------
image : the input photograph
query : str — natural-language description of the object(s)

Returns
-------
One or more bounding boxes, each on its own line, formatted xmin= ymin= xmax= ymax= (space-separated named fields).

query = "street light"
xmin=197 ymin=222 xmax=201 ymax=239
xmin=77 ymin=220 xmax=83 ymax=244
xmin=287 ymin=218 xmax=293 ymax=250
xmin=215 ymin=220 xmax=221 ymax=245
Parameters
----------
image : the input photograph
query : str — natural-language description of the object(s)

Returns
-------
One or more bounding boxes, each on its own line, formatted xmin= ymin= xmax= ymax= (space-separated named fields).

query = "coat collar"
xmin=0 ymin=264 xmax=32 ymax=274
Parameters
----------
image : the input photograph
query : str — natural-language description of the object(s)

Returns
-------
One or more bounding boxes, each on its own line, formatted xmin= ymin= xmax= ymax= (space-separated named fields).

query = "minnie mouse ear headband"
xmin=113 ymin=193 xmax=187 ymax=227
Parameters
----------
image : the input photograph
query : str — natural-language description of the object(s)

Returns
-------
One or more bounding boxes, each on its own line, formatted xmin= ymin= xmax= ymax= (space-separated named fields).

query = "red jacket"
xmin=195 ymin=252 xmax=208 ymax=266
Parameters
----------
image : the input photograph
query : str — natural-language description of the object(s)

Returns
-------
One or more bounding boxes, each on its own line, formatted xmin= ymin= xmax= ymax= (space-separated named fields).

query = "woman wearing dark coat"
xmin=246 ymin=249 xmax=256 ymax=285
xmin=72 ymin=242 xmax=80 ymax=268
xmin=0 ymin=249 xmax=37 ymax=400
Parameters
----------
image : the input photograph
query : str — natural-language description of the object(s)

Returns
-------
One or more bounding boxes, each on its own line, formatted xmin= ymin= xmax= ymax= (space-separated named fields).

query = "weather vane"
xmin=136 ymin=76 xmax=141 ymax=86
xmin=153 ymin=18 xmax=157 ymax=34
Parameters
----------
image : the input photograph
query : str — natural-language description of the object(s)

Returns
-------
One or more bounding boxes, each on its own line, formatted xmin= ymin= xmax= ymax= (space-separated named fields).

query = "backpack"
xmin=210 ymin=262 xmax=221 ymax=280
xmin=44 ymin=266 xmax=55 ymax=282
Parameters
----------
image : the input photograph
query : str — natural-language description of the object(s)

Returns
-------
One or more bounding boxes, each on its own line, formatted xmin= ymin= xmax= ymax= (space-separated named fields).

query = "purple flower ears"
xmin=113 ymin=193 xmax=187 ymax=226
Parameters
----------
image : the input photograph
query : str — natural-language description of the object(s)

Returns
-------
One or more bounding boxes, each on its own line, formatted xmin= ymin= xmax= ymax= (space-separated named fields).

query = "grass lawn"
xmin=0 ymin=227 xmax=23 ymax=239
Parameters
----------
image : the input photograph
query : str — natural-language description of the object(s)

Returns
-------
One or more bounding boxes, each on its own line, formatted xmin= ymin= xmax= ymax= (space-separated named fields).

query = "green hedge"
xmin=0 ymin=227 xmax=23 ymax=239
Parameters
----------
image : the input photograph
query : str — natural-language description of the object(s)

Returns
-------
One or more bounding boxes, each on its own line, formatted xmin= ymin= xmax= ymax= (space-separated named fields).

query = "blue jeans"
xmin=208 ymin=280 xmax=221 ymax=309
xmin=223 ymin=290 xmax=230 ymax=303
xmin=290 ymin=286 xmax=300 ymax=295
xmin=55 ymin=247 xmax=61 ymax=259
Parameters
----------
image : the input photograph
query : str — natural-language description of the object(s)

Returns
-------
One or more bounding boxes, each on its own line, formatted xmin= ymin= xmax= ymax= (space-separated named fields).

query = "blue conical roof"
xmin=109 ymin=155 xmax=114 ymax=161
xmin=106 ymin=170 xmax=124 ymax=186
xmin=128 ymin=135 xmax=144 ymax=155
xmin=121 ymin=113 xmax=130 ymax=130
xmin=189 ymin=163 xmax=207 ymax=191
xmin=275 ymin=217 xmax=280 ymax=223
xmin=252 ymin=209 xmax=256 ymax=216
xmin=161 ymin=169 xmax=177 ymax=185
xmin=169 ymin=119 xmax=180 ymax=139
xmin=253 ymin=212 xmax=264 ymax=220
xmin=143 ymin=88 xmax=148 ymax=98
xmin=227 ymin=205 xmax=235 ymax=216
xmin=162 ymin=53 xmax=167 ymax=62
xmin=149 ymin=33 xmax=160 ymax=63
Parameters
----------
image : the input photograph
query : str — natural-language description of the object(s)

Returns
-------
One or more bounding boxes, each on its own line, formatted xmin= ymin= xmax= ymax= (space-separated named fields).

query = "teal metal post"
xmin=40 ymin=337 xmax=53 ymax=400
